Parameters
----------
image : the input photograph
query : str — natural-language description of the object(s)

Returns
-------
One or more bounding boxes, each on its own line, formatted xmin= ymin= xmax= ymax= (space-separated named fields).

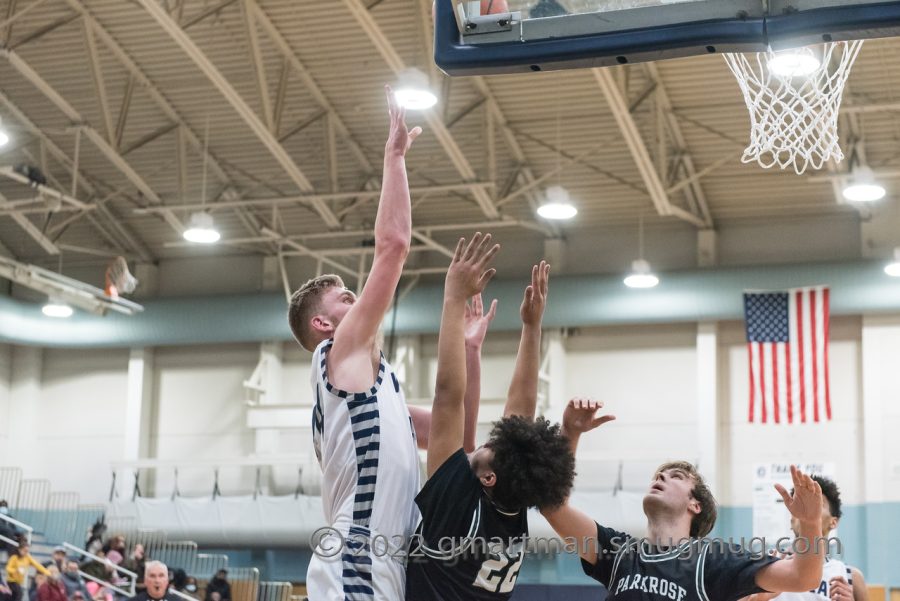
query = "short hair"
xmin=655 ymin=461 xmax=717 ymax=537
xmin=144 ymin=561 xmax=168 ymax=577
xmin=486 ymin=416 xmax=576 ymax=511
xmin=801 ymin=475 xmax=842 ymax=519
xmin=288 ymin=274 xmax=345 ymax=351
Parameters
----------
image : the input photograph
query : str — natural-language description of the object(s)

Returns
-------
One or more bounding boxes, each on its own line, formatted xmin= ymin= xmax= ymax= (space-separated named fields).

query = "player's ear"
xmin=311 ymin=315 xmax=334 ymax=335
xmin=687 ymin=497 xmax=701 ymax=516
xmin=479 ymin=471 xmax=496 ymax=489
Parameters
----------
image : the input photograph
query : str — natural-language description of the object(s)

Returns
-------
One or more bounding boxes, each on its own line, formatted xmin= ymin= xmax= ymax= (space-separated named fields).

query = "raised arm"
xmin=560 ymin=398 xmax=616 ymax=456
xmin=330 ymin=86 xmax=421 ymax=389
xmin=504 ymin=261 xmax=549 ymax=419
xmin=427 ymin=233 xmax=499 ymax=477
xmin=755 ymin=466 xmax=825 ymax=592
xmin=464 ymin=294 xmax=497 ymax=452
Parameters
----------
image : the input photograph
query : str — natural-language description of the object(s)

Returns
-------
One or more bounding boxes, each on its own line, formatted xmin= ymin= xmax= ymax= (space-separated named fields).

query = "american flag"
xmin=743 ymin=287 xmax=831 ymax=424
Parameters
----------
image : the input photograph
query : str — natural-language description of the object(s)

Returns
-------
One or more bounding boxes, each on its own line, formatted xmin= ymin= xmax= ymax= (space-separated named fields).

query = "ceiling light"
xmin=183 ymin=212 xmax=220 ymax=244
xmin=0 ymin=117 xmax=8 ymax=147
xmin=886 ymin=247 xmax=900 ymax=278
xmin=537 ymin=185 xmax=577 ymax=220
xmin=394 ymin=69 xmax=437 ymax=110
xmin=769 ymin=48 xmax=821 ymax=77
xmin=624 ymin=259 xmax=659 ymax=289
xmin=42 ymin=301 xmax=73 ymax=318
xmin=842 ymin=166 xmax=886 ymax=202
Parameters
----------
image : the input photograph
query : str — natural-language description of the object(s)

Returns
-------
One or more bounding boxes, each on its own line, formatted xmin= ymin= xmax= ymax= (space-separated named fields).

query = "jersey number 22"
xmin=473 ymin=551 xmax=524 ymax=594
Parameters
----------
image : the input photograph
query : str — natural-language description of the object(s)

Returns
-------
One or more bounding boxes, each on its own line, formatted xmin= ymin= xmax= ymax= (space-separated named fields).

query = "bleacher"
xmin=0 ymin=466 xmax=307 ymax=601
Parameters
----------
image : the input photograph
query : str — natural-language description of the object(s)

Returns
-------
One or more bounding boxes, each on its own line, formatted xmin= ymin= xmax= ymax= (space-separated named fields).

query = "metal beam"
xmin=341 ymin=0 xmax=500 ymax=219
xmin=259 ymin=227 xmax=359 ymax=280
xmin=82 ymin=16 xmax=115 ymax=145
xmin=115 ymin=75 xmax=136 ymax=150
xmin=9 ymin=12 xmax=80 ymax=50
xmin=250 ymin=1 xmax=373 ymax=174
xmin=181 ymin=0 xmax=239 ymax=30
xmin=0 ymin=190 xmax=60 ymax=254
xmin=0 ymin=90 xmax=155 ymax=262
xmin=1 ymin=48 xmax=184 ymax=233
xmin=643 ymin=63 xmax=713 ymax=228
xmin=133 ymin=182 xmax=494 ymax=214
xmin=272 ymin=59 xmax=290 ymax=136
xmin=240 ymin=0 xmax=274 ymax=133
xmin=135 ymin=0 xmax=340 ymax=229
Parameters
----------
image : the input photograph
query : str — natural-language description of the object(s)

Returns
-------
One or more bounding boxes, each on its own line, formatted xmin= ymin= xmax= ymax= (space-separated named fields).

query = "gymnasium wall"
xmin=1 ymin=314 xmax=899 ymax=585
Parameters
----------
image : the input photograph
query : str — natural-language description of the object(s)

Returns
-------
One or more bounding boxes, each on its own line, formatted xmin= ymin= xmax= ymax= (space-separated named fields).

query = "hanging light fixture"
xmin=183 ymin=212 xmax=220 ymax=244
xmin=537 ymin=185 xmax=577 ymax=220
xmin=394 ymin=68 xmax=437 ymax=110
xmin=768 ymin=47 xmax=821 ymax=78
xmin=886 ymin=247 xmax=900 ymax=278
xmin=842 ymin=165 xmax=886 ymax=202
xmin=42 ymin=299 xmax=73 ymax=318
xmin=0 ymin=116 xmax=9 ymax=147
xmin=624 ymin=215 xmax=659 ymax=289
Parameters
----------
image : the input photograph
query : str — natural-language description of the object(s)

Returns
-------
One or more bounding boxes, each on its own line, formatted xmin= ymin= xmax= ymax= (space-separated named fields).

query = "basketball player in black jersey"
xmin=405 ymin=237 xmax=576 ymax=600
xmin=543 ymin=399 xmax=827 ymax=601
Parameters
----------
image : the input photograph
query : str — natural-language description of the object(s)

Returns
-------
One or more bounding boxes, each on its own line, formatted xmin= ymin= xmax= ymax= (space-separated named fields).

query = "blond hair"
xmin=288 ymin=275 xmax=345 ymax=351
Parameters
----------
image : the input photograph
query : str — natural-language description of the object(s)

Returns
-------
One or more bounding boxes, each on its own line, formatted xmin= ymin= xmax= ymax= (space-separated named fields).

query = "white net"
xmin=723 ymin=41 xmax=864 ymax=175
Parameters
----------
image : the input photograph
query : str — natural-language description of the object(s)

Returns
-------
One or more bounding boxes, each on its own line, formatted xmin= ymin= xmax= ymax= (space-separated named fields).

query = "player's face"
xmin=790 ymin=494 xmax=834 ymax=538
xmin=644 ymin=467 xmax=698 ymax=516
xmin=317 ymin=286 xmax=357 ymax=331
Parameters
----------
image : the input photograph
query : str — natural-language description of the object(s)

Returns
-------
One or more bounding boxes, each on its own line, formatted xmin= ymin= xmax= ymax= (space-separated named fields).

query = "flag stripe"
xmin=771 ymin=342 xmax=780 ymax=423
xmin=747 ymin=342 xmax=755 ymax=423
xmin=823 ymin=288 xmax=832 ymax=420
xmin=785 ymin=341 xmax=793 ymax=424
xmin=796 ymin=291 xmax=807 ymax=424
xmin=810 ymin=289 xmax=820 ymax=422
xmin=758 ymin=341 xmax=768 ymax=423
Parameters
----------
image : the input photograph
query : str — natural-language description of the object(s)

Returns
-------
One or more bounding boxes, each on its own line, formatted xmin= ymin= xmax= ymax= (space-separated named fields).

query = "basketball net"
xmin=724 ymin=41 xmax=864 ymax=175
xmin=104 ymin=256 xmax=138 ymax=299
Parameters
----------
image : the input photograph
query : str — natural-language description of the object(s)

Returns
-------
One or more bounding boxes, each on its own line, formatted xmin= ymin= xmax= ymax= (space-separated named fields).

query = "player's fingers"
xmin=591 ymin=415 xmax=616 ymax=428
xmin=790 ymin=465 xmax=802 ymax=490
xmin=409 ymin=126 xmax=422 ymax=141
xmin=464 ymin=232 xmax=483 ymax=260
xmin=477 ymin=268 xmax=497 ymax=289
xmin=453 ymin=237 xmax=465 ymax=262
xmin=385 ymin=85 xmax=395 ymax=115
xmin=473 ymin=293 xmax=483 ymax=316
xmin=474 ymin=232 xmax=493 ymax=261
xmin=523 ymin=285 xmax=534 ymax=306
xmin=486 ymin=299 xmax=498 ymax=321
xmin=479 ymin=242 xmax=500 ymax=268
xmin=774 ymin=483 xmax=792 ymax=505
xmin=542 ymin=262 xmax=550 ymax=295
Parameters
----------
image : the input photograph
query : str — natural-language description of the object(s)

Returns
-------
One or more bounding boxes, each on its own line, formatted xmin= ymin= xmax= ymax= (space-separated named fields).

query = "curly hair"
xmin=485 ymin=415 xmax=576 ymax=511
xmin=794 ymin=475 xmax=841 ymax=519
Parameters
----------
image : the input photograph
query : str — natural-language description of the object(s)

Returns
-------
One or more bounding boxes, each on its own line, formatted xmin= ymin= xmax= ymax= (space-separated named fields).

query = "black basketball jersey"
xmin=582 ymin=523 xmax=781 ymax=601
xmin=405 ymin=449 xmax=528 ymax=600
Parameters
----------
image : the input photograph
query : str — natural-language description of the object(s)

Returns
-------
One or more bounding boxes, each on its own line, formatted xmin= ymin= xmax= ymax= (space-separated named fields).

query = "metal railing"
xmin=228 ymin=567 xmax=261 ymax=601
xmin=63 ymin=542 xmax=137 ymax=597
xmin=258 ymin=582 xmax=293 ymax=601
xmin=44 ymin=491 xmax=79 ymax=543
xmin=193 ymin=553 xmax=229 ymax=579
xmin=0 ymin=467 xmax=22 ymax=505
xmin=0 ymin=511 xmax=33 ymax=547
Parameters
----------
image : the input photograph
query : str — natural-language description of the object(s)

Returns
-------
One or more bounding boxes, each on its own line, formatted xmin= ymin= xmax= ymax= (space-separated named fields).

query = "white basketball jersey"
xmin=307 ymin=339 xmax=421 ymax=600
xmin=775 ymin=557 xmax=853 ymax=601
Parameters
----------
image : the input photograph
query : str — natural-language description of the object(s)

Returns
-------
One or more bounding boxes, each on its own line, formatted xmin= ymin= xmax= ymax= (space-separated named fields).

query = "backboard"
xmin=435 ymin=0 xmax=900 ymax=75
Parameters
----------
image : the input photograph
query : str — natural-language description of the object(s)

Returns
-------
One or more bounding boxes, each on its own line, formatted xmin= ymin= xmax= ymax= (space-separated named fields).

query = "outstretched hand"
xmin=774 ymin=465 xmax=824 ymax=527
xmin=520 ymin=261 xmax=550 ymax=326
xmin=385 ymin=85 xmax=422 ymax=157
xmin=445 ymin=232 xmax=500 ymax=302
xmin=465 ymin=294 xmax=498 ymax=348
xmin=562 ymin=398 xmax=615 ymax=436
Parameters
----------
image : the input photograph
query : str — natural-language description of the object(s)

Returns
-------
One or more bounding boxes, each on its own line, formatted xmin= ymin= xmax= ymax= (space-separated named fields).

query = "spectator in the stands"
xmin=84 ymin=524 xmax=105 ymax=557
xmin=83 ymin=581 xmax=111 ymax=601
xmin=78 ymin=550 xmax=110 ymax=584
xmin=100 ymin=538 xmax=124 ymax=559
xmin=36 ymin=566 xmax=67 ymax=601
xmin=182 ymin=577 xmax=198 ymax=599
xmin=203 ymin=570 xmax=229 ymax=601
xmin=128 ymin=561 xmax=172 ymax=601
xmin=7 ymin=544 xmax=50 ymax=601
xmin=45 ymin=549 xmax=66 ymax=574
xmin=119 ymin=547 xmax=144 ymax=595
xmin=0 ymin=503 xmax=18 ymax=555
xmin=61 ymin=562 xmax=90 ymax=601
xmin=28 ymin=573 xmax=46 ymax=601
xmin=168 ymin=570 xmax=186 ymax=595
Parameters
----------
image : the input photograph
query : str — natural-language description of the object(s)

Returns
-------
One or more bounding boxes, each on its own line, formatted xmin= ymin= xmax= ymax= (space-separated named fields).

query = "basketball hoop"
xmin=104 ymin=256 xmax=138 ymax=299
xmin=723 ymin=41 xmax=864 ymax=175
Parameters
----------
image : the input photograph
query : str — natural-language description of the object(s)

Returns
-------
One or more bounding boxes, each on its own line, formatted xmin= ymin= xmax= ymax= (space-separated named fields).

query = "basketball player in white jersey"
xmin=742 ymin=476 xmax=868 ymax=601
xmin=287 ymin=87 xmax=429 ymax=601
xmin=543 ymin=399 xmax=829 ymax=601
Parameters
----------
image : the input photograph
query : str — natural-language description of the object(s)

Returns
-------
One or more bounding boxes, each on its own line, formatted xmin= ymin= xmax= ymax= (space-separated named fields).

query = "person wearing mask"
xmin=36 ymin=567 xmax=67 ymax=601
xmin=127 ymin=562 xmax=174 ymax=601
xmin=60 ymin=562 xmax=90 ymax=601
xmin=6 ymin=544 xmax=50 ymax=601
xmin=203 ymin=571 xmax=229 ymax=601
xmin=182 ymin=578 xmax=198 ymax=598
